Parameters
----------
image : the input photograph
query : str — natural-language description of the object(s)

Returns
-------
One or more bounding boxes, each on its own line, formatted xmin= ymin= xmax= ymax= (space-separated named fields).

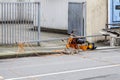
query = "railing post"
xmin=110 ymin=37 xmax=116 ymax=47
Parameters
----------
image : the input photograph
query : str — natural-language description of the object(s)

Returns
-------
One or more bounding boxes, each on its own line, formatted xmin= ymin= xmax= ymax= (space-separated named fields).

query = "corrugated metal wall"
xmin=0 ymin=2 xmax=41 ymax=45
xmin=0 ymin=0 xmax=38 ymax=26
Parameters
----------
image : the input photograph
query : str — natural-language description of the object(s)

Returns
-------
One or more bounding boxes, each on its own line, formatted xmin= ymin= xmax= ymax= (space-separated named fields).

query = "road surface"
xmin=0 ymin=49 xmax=120 ymax=80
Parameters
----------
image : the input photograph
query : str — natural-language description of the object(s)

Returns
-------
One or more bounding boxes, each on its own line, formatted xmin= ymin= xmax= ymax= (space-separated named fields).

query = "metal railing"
xmin=19 ymin=34 xmax=104 ymax=43
xmin=0 ymin=2 xmax=40 ymax=45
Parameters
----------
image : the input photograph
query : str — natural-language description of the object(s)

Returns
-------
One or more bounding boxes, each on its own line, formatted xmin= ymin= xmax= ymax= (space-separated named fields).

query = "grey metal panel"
xmin=83 ymin=2 xmax=86 ymax=36
xmin=68 ymin=3 xmax=84 ymax=36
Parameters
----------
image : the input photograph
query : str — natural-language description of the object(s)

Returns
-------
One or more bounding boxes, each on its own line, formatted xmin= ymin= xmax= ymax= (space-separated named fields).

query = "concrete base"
xmin=30 ymin=26 xmax=68 ymax=34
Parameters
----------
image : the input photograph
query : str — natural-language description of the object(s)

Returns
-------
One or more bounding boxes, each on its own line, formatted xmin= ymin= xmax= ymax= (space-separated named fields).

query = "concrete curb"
xmin=0 ymin=51 xmax=60 ymax=59
xmin=0 ymin=46 xmax=119 ymax=59
xmin=96 ymin=46 xmax=120 ymax=50
xmin=0 ymin=46 xmax=65 ymax=59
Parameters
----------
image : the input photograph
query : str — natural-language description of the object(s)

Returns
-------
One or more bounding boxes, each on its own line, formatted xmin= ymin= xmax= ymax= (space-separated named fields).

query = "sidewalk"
xmin=0 ymin=32 xmax=119 ymax=59
xmin=0 ymin=32 xmax=68 ymax=59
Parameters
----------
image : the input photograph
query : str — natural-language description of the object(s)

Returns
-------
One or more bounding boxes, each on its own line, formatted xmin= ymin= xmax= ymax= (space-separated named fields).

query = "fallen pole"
xmin=16 ymin=34 xmax=105 ymax=44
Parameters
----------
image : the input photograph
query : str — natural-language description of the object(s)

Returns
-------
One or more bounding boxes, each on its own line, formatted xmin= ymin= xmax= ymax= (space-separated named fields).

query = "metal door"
xmin=68 ymin=3 xmax=84 ymax=36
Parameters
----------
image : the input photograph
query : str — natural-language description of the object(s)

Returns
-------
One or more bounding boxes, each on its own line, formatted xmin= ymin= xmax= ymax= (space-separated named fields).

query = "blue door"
xmin=113 ymin=0 xmax=120 ymax=22
xmin=109 ymin=0 xmax=120 ymax=28
xmin=68 ymin=3 xmax=84 ymax=36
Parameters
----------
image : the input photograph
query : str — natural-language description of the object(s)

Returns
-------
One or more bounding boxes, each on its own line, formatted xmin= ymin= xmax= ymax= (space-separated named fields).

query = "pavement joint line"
xmin=5 ymin=64 xmax=120 ymax=80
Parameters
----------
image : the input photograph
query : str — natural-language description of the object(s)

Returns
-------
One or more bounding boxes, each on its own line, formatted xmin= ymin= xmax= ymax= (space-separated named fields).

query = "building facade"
xmin=39 ymin=0 xmax=108 ymax=37
xmin=0 ymin=0 xmax=108 ymax=37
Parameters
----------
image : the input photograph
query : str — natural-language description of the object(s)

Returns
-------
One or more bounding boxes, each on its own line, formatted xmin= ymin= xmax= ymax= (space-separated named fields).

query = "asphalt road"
xmin=0 ymin=49 xmax=120 ymax=80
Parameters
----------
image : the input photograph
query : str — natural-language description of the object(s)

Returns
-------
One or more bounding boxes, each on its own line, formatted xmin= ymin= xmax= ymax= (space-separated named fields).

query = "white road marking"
xmin=5 ymin=64 xmax=120 ymax=80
